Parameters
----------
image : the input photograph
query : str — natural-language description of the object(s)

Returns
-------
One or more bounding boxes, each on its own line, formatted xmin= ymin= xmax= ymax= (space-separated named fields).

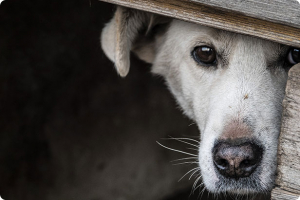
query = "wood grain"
xmin=190 ymin=0 xmax=300 ymax=29
xmin=271 ymin=188 xmax=300 ymax=200
xmin=274 ymin=63 xmax=300 ymax=197
xmin=98 ymin=0 xmax=300 ymax=48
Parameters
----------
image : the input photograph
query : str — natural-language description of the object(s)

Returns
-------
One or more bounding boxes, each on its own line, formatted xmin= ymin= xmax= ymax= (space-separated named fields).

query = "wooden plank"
xmin=275 ymin=63 xmax=300 ymax=196
xmin=271 ymin=63 xmax=300 ymax=200
xmin=98 ymin=0 xmax=300 ymax=48
xmin=190 ymin=0 xmax=300 ymax=29
xmin=271 ymin=188 xmax=300 ymax=200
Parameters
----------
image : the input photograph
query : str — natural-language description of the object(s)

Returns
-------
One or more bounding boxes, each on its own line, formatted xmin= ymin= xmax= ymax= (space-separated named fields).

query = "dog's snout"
xmin=213 ymin=142 xmax=263 ymax=179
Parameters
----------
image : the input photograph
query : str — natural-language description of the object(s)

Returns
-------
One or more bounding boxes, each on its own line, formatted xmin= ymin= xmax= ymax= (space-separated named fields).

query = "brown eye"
xmin=192 ymin=46 xmax=217 ymax=65
xmin=287 ymin=48 xmax=300 ymax=65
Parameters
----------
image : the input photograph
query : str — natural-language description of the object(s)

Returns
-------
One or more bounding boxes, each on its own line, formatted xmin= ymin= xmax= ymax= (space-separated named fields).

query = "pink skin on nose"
xmin=220 ymin=118 xmax=253 ymax=141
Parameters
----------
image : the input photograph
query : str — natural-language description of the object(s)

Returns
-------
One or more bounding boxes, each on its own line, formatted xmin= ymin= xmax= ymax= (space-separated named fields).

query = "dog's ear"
xmin=101 ymin=6 xmax=171 ymax=77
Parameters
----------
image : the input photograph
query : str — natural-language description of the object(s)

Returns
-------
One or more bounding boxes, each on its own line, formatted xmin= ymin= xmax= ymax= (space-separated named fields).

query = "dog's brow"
xmin=266 ymin=45 xmax=289 ymax=71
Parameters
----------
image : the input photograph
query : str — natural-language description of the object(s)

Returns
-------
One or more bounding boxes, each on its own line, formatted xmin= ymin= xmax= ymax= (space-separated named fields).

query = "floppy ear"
xmin=101 ymin=6 xmax=170 ymax=77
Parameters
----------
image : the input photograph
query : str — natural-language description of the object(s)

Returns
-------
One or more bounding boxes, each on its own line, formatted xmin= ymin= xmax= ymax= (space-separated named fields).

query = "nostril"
xmin=240 ymin=159 xmax=256 ymax=168
xmin=215 ymin=159 xmax=228 ymax=170
xmin=241 ymin=159 xmax=250 ymax=166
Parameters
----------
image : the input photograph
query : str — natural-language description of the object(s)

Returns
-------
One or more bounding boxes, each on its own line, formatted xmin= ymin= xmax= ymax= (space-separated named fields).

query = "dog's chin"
xmin=215 ymin=176 xmax=268 ymax=194
xmin=204 ymin=169 xmax=274 ymax=195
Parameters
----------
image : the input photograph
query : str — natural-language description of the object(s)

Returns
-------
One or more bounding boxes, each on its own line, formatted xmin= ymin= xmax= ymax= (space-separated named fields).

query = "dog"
xmin=100 ymin=6 xmax=300 ymax=195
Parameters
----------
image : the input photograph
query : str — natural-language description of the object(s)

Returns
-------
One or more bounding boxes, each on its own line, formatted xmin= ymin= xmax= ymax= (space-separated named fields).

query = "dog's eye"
xmin=192 ymin=46 xmax=217 ymax=65
xmin=287 ymin=48 xmax=300 ymax=65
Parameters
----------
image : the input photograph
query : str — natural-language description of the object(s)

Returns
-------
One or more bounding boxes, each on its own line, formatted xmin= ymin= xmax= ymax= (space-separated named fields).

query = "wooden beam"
xmin=99 ymin=0 xmax=300 ymax=48
xmin=190 ymin=0 xmax=300 ymax=29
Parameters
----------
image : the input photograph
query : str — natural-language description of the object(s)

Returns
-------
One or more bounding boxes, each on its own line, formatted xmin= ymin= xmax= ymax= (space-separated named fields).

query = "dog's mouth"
xmin=214 ymin=169 xmax=265 ymax=194
xmin=215 ymin=171 xmax=267 ymax=194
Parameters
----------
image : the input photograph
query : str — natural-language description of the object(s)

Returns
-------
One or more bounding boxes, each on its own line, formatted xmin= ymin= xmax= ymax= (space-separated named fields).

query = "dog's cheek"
xmin=151 ymin=40 xmax=174 ymax=77
xmin=151 ymin=62 xmax=169 ymax=77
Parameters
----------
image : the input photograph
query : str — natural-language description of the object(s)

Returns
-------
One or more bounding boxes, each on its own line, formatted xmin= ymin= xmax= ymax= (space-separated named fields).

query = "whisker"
xmin=189 ymin=168 xmax=200 ymax=180
xmin=188 ymin=122 xmax=196 ymax=126
xmin=165 ymin=136 xmax=200 ymax=144
xmin=162 ymin=138 xmax=199 ymax=148
xmin=192 ymin=179 xmax=203 ymax=196
xmin=171 ymin=157 xmax=198 ymax=162
xmin=156 ymin=141 xmax=197 ymax=156
xmin=192 ymin=175 xmax=202 ymax=190
xmin=193 ymin=182 xmax=203 ymax=193
xmin=172 ymin=161 xmax=198 ymax=166
xmin=178 ymin=167 xmax=199 ymax=182
xmin=199 ymin=185 xmax=206 ymax=199
xmin=186 ymin=147 xmax=199 ymax=151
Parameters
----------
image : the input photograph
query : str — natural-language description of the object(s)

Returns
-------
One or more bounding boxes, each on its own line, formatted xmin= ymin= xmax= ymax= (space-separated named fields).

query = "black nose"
xmin=213 ymin=141 xmax=263 ymax=179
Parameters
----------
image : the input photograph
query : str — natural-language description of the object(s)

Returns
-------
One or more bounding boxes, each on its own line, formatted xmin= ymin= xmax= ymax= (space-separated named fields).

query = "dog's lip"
xmin=226 ymin=188 xmax=258 ymax=194
xmin=213 ymin=186 xmax=261 ymax=195
xmin=215 ymin=183 xmax=262 ymax=194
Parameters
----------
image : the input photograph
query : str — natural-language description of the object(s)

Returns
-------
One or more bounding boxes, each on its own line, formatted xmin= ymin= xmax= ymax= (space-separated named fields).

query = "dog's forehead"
xmin=169 ymin=20 xmax=285 ymax=56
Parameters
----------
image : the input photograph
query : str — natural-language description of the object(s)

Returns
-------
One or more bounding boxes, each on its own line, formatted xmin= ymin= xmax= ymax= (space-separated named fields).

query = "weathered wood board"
xmin=98 ymin=0 xmax=300 ymax=48
xmin=272 ymin=188 xmax=300 ymax=200
xmin=271 ymin=63 xmax=300 ymax=200
xmin=191 ymin=0 xmax=300 ymax=29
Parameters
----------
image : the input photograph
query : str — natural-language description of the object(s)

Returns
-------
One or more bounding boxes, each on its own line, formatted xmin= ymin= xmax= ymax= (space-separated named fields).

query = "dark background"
xmin=0 ymin=1 xmax=270 ymax=200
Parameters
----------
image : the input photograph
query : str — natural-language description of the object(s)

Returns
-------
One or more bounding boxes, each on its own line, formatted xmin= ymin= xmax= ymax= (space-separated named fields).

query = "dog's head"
xmin=101 ymin=7 xmax=300 ymax=194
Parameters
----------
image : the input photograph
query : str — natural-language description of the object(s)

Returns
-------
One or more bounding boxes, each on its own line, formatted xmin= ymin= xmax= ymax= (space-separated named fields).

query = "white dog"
xmin=101 ymin=7 xmax=300 ymax=195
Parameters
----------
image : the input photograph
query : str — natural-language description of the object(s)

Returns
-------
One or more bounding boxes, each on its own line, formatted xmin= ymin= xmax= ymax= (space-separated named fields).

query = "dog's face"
xmin=101 ymin=7 xmax=300 ymax=194
xmin=152 ymin=20 xmax=290 ymax=194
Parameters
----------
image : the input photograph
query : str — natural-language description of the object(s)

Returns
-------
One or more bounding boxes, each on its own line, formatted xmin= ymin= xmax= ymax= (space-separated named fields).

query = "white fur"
xmin=101 ymin=9 xmax=289 ymax=194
